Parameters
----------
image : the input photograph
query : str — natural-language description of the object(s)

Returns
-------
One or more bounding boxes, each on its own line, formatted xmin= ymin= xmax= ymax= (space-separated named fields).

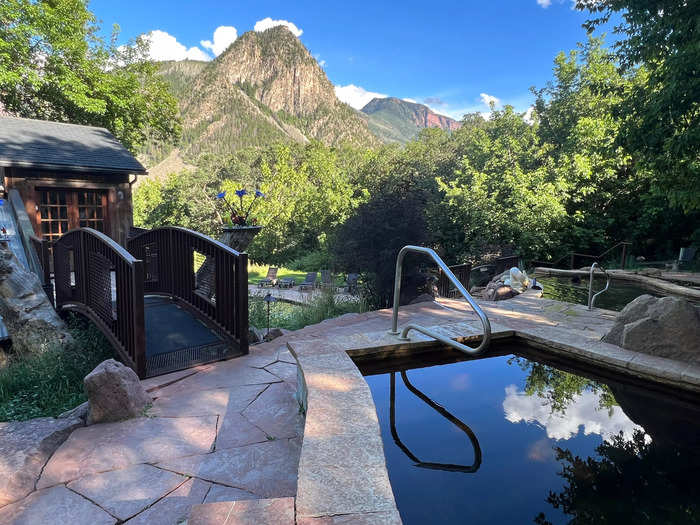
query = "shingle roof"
xmin=0 ymin=117 xmax=147 ymax=174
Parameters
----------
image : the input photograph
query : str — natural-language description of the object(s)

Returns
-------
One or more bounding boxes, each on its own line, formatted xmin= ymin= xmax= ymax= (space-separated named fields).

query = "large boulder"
xmin=84 ymin=359 xmax=152 ymax=425
xmin=0 ymin=244 xmax=72 ymax=354
xmin=0 ymin=416 xmax=83 ymax=507
xmin=603 ymin=295 xmax=700 ymax=364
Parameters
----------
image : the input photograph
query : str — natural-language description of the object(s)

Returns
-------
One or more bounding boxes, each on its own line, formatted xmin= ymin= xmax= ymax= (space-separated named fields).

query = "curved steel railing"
xmin=390 ymin=371 xmax=482 ymax=473
xmin=588 ymin=262 xmax=611 ymax=310
xmin=390 ymin=245 xmax=491 ymax=355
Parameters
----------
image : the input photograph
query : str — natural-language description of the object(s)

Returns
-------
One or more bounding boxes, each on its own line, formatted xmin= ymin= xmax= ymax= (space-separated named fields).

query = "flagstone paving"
xmin=5 ymin=294 xmax=700 ymax=524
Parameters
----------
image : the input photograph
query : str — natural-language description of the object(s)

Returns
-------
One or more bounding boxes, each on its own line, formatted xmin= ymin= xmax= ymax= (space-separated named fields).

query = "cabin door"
xmin=37 ymin=188 xmax=108 ymax=242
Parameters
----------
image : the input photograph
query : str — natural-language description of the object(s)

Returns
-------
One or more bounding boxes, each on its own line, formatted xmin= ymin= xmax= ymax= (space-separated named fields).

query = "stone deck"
xmin=3 ymin=295 xmax=700 ymax=524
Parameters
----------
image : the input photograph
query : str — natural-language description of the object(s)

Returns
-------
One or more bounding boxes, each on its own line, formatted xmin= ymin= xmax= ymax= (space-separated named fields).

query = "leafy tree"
xmin=510 ymin=357 xmax=615 ymax=413
xmin=535 ymin=430 xmax=700 ymax=525
xmin=0 ymin=0 xmax=180 ymax=152
xmin=576 ymin=0 xmax=700 ymax=212
xmin=430 ymin=106 xmax=567 ymax=263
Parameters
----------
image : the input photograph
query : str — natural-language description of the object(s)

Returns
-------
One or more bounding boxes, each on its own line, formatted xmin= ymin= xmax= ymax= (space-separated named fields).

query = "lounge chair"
xmin=298 ymin=272 xmax=318 ymax=292
xmin=343 ymin=273 xmax=359 ymax=295
xmin=258 ymin=267 xmax=278 ymax=287
xmin=278 ymin=277 xmax=296 ymax=288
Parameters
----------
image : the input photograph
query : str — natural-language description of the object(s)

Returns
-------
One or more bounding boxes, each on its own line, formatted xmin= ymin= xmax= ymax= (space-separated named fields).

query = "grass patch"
xmin=249 ymin=290 xmax=366 ymax=331
xmin=248 ymin=263 xmax=308 ymax=285
xmin=0 ymin=315 xmax=114 ymax=422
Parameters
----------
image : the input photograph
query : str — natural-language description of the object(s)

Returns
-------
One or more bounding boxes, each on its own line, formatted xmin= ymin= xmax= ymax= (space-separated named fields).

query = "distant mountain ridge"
xmin=361 ymin=97 xmax=461 ymax=144
xmin=146 ymin=27 xmax=377 ymax=166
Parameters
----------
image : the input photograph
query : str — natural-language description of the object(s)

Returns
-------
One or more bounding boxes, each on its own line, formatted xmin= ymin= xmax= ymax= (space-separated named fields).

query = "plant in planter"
xmin=215 ymin=189 xmax=265 ymax=252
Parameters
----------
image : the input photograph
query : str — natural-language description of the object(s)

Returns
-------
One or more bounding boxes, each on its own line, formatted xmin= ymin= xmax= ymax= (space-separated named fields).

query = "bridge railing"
xmin=53 ymin=228 xmax=146 ymax=376
xmin=127 ymin=226 xmax=249 ymax=354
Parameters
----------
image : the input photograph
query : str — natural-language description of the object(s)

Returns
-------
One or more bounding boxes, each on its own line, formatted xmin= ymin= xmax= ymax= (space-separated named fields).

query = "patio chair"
xmin=298 ymin=272 xmax=318 ymax=292
xmin=343 ymin=273 xmax=359 ymax=295
xmin=258 ymin=267 xmax=278 ymax=287
xmin=278 ymin=277 xmax=296 ymax=288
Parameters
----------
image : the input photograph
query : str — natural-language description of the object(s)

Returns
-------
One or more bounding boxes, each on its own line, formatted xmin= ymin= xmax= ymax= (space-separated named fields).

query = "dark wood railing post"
xmin=620 ymin=243 xmax=628 ymax=269
xmin=132 ymin=259 xmax=146 ymax=378
xmin=237 ymin=252 xmax=249 ymax=354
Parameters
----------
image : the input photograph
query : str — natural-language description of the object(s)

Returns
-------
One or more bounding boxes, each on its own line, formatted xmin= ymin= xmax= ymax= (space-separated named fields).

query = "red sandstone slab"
xmin=67 ymin=464 xmax=186 ymax=520
xmin=215 ymin=412 xmax=269 ymax=450
xmin=264 ymin=361 xmax=298 ymax=383
xmin=0 ymin=485 xmax=115 ymax=525
xmin=189 ymin=497 xmax=294 ymax=525
xmin=241 ymin=382 xmax=303 ymax=439
xmin=150 ymin=383 xmax=268 ymax=417
xmin=297 ymin=510 xmax=402 ymax=524
xmin=37 ymin=416 xmax=217 ymax=488
xmin=156 ymin=362 xmax=280 ymax=396
xmin=124 ymin=477 xmax=211 ymax=525
xmin=157 ymin=438 xmax=301 ymax=499
xmin=203 ymin=483 xmax=258 ymax=504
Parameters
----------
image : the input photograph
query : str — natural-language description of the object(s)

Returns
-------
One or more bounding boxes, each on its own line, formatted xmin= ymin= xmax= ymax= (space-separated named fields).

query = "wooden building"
xmin=0 ymin=117 xmax=147 ymax=246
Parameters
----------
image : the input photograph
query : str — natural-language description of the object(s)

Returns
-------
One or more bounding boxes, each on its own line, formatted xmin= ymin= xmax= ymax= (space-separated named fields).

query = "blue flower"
xmin=255 ymin=190 xmax=266 ymax=198
xmin=235 ymin=189 xmax=247 ymax=197
xmin=216 ymin=191 xmax=226 ymax=199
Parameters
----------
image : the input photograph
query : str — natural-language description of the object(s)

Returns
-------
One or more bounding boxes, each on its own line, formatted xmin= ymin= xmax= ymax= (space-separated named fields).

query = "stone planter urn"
xmin=220 ymin=225 xmax=262 ymax=253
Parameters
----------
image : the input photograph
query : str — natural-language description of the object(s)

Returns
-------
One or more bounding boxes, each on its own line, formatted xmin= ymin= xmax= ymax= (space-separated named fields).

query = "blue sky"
xmin=91 ymin=0 xmax=612 ymax=119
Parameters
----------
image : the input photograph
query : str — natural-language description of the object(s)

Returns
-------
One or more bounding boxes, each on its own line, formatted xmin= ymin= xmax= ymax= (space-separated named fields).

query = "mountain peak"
xmin=361 ymin=97 xmax=460 ymax=143
xmin=153 ymin=28 xmax=377 ymax=162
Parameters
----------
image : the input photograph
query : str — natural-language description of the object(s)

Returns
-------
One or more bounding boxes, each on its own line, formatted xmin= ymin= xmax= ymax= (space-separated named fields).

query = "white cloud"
xmin=334 ymin=84 xmax=387 ymax=109
xmin=319 ymin=59 xmax=327 ymax=67
xmin=144 ymin=30 xmax=210 ymax=61
xmin=537 ymin=0 xmax=552 ymax=7
xmin=523 ymin=106 xmax=535 ymax=124
xmin=502 ymin=384 xmax=645 ymax=442
xmin=480 ymin=92 xmax=500 ymax=107
xmin=201 ymin=26 xmax=238 ymax=57
xmin=403 ymin=98 xmax=418 ymax=103
xmin=254 ymin=17 xmax=303 ymax=37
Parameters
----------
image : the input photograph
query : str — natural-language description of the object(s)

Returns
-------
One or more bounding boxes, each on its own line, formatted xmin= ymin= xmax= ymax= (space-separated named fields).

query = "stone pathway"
xmin=0 ymin=344 xmax=303 ymax=525
xmin=3 ymin=294 xmax=699 ymax=524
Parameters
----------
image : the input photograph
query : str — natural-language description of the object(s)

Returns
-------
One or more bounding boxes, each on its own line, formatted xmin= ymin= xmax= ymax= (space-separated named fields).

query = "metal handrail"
xmin=390 ymin=245 xmax=491 ymax=355
xmin=389 ymin=371 xmax=482 ymax=473
xmin=588 ymin=262 xmax=610 ymax=310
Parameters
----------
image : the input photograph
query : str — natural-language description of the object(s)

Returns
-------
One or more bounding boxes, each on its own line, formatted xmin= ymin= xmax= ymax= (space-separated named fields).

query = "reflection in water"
xmin=503 ymin=384 xmax=644 ymax=441
xmin=364 ymin=351 xmax=700 ymax=524
xmin=536 ymin=429 xmax=700 ymax=525
xmin=390 ymin=370 xmax=482 ymax=473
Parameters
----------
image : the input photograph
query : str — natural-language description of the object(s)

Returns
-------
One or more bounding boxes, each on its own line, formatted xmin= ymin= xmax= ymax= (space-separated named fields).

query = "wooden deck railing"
xmin=127 ymin=226 xmax=249 ymax=354
xmin=438 ymin=263 xmax=472 ymax=297
xmin=53 ymin=228 xmax=146 ymax=376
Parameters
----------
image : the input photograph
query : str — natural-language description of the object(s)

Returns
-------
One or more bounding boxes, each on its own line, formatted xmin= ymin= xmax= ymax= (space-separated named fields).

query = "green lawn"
xmin=248 ymin=263 xmax=308 ymax=285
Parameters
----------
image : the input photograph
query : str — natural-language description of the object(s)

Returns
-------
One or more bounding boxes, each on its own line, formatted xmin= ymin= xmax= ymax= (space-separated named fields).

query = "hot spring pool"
xmin=359 ymin=348 xmax=700 ymax=524
xmin=535 ymin=275 xmax=663 ymax=311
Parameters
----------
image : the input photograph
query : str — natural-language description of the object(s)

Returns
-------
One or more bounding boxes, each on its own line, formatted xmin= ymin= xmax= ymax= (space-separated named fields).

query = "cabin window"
xmin=37 ymin=188 xmax=107 ymax=241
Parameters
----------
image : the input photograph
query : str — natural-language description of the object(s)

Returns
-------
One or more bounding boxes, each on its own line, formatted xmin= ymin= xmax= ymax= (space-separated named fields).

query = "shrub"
xmin=286 ymin=248 xmax=333 ymax=272
xmin=0 ymin=315 xmax=114 ymax=421
xmin=249 ymin=290 xmax=366 ymax=332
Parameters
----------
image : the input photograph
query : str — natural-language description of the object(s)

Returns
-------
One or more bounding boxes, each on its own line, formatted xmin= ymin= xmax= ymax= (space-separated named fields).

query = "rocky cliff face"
xmin=155 ymin=27 xmax=377 ymax=162
xmin=362 ymin=97 xmax=461 ymax=143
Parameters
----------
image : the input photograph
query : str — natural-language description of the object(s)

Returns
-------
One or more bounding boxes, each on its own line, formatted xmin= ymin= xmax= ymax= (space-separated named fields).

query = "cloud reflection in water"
xmin=502 ymin=384 xmax=644 ymax=441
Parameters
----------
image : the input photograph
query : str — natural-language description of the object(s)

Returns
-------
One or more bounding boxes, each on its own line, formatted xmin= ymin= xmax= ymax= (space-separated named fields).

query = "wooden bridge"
xmin=34 ymin=226 xmax=249 ymax=378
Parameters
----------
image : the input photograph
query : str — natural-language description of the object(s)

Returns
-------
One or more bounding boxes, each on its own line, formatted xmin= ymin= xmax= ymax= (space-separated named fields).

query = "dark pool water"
xmin=361 ymin=350 xmax=700 ymax=525
xmin=535 ymin=275 xmax=662 ymax=311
